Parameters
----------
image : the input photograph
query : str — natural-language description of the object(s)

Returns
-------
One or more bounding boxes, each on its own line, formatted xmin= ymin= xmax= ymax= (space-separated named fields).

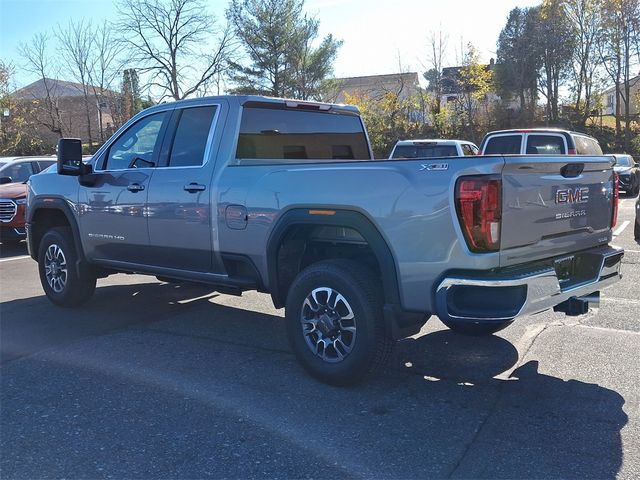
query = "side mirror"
xmin=57 ymin=138 xmax=91 ymax=176
xmin=0 ymin=176 xmax=12 ymax=185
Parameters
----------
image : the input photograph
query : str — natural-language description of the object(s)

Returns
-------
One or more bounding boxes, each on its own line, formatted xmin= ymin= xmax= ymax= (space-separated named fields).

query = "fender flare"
xmin=27 ymin=196 xmax=86 ymax=266
xmin=266 ymin=208 xmax=401 ymax=309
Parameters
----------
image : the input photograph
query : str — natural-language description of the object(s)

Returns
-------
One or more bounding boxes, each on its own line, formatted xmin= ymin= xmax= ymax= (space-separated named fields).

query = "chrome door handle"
xmin=184 ymin=183 xmax=206 ymax=193
xmin=127 ymin=183 xmax=145 ymax=192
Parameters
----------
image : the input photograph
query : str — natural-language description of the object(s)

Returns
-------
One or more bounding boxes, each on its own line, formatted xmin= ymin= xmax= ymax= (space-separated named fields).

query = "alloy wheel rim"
xmin=300 ymin=287 xmax=357 ymax=363
xmin=44 ymin=243 xmax=67 ymax=293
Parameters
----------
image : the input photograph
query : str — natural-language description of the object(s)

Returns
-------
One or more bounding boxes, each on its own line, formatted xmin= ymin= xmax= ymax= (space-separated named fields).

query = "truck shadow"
xmin=0 ymin=282 xmax=628 ymax=479
xmin=0 ymin=240 xmax=27 ymax=258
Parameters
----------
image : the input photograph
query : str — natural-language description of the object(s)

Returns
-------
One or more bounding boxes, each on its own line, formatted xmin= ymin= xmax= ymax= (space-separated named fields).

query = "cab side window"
xmin=104 ymin=112 xmax=167 ymax=170
xmin=461 ymin=144 xmax=474 ymax=156
xmin=484 ymin=135 xmax=522 ymax=154
xmin=167 ymin=106 xmax=217 ymax=167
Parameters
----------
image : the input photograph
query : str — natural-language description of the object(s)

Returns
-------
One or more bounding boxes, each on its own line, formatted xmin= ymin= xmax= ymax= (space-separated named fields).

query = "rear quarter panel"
xmin=216 ymin=157 xmax=506 ymax=312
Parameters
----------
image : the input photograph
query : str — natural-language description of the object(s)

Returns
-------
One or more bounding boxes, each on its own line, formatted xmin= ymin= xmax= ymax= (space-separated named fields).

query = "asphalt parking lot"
xmin=1 ymin=198 xmax=639 ymax=479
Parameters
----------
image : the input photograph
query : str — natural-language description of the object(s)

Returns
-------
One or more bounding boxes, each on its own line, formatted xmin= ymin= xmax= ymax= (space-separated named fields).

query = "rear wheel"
xmin=285 ymin=260 xmax=393 ymax=385
xmin=441 ymin=319 xmax=513 ymax=336
xmin=38 ymin=227 xmax=96 ymax=307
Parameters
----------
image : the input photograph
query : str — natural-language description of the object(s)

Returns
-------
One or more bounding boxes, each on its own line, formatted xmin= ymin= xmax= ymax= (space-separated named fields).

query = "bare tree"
xmin=117 ymin=0 xmax=234 ymax=101
xmin=423 ymin=28 xmax=448 ymax=117
xmin=598 ymin=0 xmax=640 ymax=150
xmin=57 ymin=19 xmax=96 ymax=149
xmin=18 ymin=33 xmax=70 ymax=138
xmin=87 ymin=21 xmax=126 ymax=141
xmin=565 ymin=0 xmax=602 ymax=125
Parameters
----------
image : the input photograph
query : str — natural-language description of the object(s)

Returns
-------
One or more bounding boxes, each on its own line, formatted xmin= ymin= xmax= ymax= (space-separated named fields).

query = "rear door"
xmin=145 ymin=102 xmax=223 ymax=273
xmin=500 ymin=156 xmax=614 ymax=267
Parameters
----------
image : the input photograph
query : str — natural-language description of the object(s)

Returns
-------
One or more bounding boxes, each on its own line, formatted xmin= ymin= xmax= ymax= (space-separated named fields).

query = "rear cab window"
xmin=483 ymin=134 xmax=522 ymax=154
xmin=391 ymin=144 xmax=458 ymax=159
xmin=235 ymin=107 xmax=371 ymax=162
xmin=525 ymin=134 xmax=566 ymax=154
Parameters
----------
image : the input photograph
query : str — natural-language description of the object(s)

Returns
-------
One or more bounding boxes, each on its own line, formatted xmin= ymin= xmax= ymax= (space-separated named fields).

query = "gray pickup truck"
xmin=26 ymin=96 xmax=623 ymax=384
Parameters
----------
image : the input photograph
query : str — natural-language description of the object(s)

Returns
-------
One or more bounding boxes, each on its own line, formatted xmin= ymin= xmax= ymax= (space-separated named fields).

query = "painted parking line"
xmin=0 ymin=255 xmax=31 ymax=263
xmin=613 ymin=220 xmax=630 ymax=237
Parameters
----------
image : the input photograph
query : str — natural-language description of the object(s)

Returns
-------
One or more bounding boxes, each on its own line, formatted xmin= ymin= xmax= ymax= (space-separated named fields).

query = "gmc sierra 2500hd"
xmin=26 ymin=96 xmax=623 ymax=385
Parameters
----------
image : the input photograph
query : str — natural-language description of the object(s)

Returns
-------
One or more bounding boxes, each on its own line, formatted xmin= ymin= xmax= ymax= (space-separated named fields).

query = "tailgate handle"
xmin=560 ymin=163 xmax=584 ymax=178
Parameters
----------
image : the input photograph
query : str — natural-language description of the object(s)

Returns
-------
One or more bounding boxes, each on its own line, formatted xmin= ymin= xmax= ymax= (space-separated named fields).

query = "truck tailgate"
xmin=500 ymin=155 xmax=615 ymax=267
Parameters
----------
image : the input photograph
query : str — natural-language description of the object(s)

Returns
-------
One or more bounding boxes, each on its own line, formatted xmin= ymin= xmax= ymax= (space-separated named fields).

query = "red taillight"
xmin=611 ymin=172 xmax=619 ymax=227
xmin=455 ymin=176 xmax=502 ymax=252
xmin=568 ymin=148 xmax=577 ymax=155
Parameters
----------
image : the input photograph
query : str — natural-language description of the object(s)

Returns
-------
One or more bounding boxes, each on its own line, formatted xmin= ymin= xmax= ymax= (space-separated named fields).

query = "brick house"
xmin=9 ymin=78 xmax=121 ymax=148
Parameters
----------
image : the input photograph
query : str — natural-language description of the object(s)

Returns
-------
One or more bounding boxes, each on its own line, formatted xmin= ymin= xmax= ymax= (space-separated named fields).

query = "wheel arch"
xmin=28 ymin=197 xmax=85 ymax=265
xmin=266 ymin=208 xmax=401 ymax=310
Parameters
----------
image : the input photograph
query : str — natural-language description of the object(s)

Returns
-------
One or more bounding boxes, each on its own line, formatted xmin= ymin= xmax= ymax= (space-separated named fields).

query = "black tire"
xmin=634 ymin=219 xmax=640 ymax=241
xmin=38 ymin=227 xmax=96 ymax=307
xmin=441 ymin=318 xmax=513 ymax=336
xmin=285 ymin=260 xmax=394 ymax=386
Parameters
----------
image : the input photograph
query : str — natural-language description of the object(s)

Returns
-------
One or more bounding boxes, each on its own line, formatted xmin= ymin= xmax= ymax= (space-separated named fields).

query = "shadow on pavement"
xmin=0 ymin=240 xmax=27 ymax=259
xmin=0 ymin=282 xmax=629 ymax=478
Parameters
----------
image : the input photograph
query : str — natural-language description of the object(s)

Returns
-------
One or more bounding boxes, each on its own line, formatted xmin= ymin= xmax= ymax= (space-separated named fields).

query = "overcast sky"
xmin=0 ymin=0 xmax=541 ymax=89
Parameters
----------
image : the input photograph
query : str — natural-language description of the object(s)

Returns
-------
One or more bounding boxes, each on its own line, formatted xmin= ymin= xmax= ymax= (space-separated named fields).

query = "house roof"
xmin=329 ymin=72 xmax=420 ymax=101
xmin=12 ymin=78 xmax=117 ymax=100
xmin=601 ymin=74 xmax=640 ymax=95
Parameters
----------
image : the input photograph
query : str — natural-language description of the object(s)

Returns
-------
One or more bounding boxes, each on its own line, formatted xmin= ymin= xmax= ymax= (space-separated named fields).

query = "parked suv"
xmin=612 ymin=154 xmax=639 ymax=197
xmin=389 ymin=139 xmax=479 ymax=159
xmin=480 ymin=129 xmax=602 ymax=155
xmin=0 ymin=157 xmax=56 ymax=244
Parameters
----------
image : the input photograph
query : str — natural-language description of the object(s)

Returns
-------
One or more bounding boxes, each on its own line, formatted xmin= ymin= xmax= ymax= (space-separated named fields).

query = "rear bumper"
xmin=435 ymin=245 xmax=623 ymax=324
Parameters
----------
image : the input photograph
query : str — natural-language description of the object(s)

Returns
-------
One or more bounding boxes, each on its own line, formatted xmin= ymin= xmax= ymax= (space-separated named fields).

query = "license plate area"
xmin=555 ymin=253 xmax=602 ymax=290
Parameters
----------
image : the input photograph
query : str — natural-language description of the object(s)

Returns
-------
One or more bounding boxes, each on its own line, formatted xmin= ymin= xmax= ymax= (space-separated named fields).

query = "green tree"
xmin=344 ymin=91 xmax=435 ymax=158
xmin=456 ymin=43 xmax=494 ymax=139
xmin=226 ymin=0 xmax=341 ymax=99
xmin=122 ymin=68 xmax=142 ymax=121
xmin=495 ymin=7 xmax=539 ymax=120
xmin=0 ymin=61 xmax=49 ymax=156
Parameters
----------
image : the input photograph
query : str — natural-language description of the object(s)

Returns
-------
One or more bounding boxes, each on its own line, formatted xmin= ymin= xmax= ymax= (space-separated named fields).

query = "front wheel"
xmin=38 ymin=227 xmax=96 ymax=307
xmin=285 ymin=260 xmax=393 ymax=385
xmin=441 ymin=318 xmax=513 ymax=336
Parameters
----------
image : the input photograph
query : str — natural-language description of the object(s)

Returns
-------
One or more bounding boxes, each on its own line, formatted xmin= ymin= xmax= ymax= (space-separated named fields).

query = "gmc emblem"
xmin=555 ymin=187 xmax=589 ymax=204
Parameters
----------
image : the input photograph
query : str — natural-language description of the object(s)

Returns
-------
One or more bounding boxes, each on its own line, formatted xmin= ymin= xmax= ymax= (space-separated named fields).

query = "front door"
xmin=146 ymin=104 xmax=220 ymax=272
xmin=79 ymin=111 xmax=170 ymax=264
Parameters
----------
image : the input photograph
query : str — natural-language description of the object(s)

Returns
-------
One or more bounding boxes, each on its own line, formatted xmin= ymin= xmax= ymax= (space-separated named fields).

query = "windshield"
xmin=391 ymin=144 xmax=458 ymax=159
xmin=614 ymin=156 xmax=632 ymax=167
